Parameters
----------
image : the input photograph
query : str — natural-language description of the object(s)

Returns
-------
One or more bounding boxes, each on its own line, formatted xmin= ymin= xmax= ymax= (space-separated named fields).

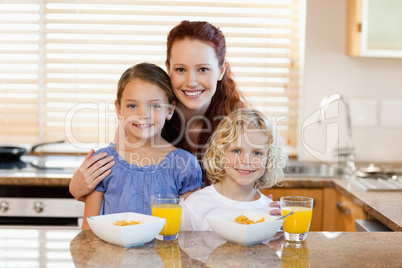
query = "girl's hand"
xmin=69 ymin=149 xmax=115 ymax=202
xmin=267 ymin=194 xmax=281 ymax=216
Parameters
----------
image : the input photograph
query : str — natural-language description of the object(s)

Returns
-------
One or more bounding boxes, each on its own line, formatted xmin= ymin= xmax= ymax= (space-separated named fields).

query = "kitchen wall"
xmin=298 ymin=0 xmax=402 ymax=164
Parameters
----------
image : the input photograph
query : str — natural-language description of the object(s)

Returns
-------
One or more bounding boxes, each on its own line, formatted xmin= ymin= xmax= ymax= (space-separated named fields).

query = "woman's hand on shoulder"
xmin=69 ymin=149 xmax=115 ymax=202
xmin=267 ymin=194 xmax=281 ymax=216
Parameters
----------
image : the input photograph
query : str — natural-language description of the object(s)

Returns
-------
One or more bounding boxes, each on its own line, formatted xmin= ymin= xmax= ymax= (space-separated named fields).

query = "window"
xmin=0 ymin=0 xmax=301 ymax=155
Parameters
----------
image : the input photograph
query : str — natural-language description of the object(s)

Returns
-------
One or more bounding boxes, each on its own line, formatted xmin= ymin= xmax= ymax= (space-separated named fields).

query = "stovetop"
xmin=0 ymin=155 xmax=85 ymax=174
xmin=351 ymin=176 xmax=402 ymax=191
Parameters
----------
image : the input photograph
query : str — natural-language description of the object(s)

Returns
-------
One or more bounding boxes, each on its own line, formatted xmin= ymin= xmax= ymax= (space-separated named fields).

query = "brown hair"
xmin=163 ymin=21 xmax=248 ymax=185
xmin=117 ymin=62 xmax=174 ymax=105
xmin=203 ymin=108 xmax=287 ymax=189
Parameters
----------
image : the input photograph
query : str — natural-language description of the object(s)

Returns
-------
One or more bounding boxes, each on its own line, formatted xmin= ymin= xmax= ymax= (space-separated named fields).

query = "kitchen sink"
xmin=285 ymin=161 xmax=402 ymax=191
xmin=285 ymin=162 xmax=344 ymax=178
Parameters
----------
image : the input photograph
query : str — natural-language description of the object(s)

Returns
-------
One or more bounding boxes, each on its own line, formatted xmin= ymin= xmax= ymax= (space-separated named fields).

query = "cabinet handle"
xmin=336 ymin=202 xmax=351 ymax=215
xmin=0 ymin=201 xmax=9 ymax=212
xmin=34 ymin=201 xmax=44 ymax=213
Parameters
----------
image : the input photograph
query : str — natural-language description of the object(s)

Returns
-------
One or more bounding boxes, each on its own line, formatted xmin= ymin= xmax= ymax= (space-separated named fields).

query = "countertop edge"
xmin=1 ymin=174 xmax=401 ymax=231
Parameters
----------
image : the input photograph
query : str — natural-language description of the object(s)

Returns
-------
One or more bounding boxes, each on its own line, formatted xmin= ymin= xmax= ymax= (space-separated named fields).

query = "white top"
xmin=180 ymin=185 xmax=274 ymax=231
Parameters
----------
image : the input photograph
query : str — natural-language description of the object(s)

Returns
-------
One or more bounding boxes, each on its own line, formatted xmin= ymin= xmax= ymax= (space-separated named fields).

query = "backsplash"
xmin=298 ymin=0 xmax=402 ymax=164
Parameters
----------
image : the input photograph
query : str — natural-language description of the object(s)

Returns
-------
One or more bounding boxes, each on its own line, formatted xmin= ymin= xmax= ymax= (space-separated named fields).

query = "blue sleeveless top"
xmin=94 ymin=143 xmax=203 ymax=215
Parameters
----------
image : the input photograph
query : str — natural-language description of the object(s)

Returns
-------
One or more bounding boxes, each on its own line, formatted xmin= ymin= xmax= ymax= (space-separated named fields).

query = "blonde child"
xmin=81 ymin=63 xmax=203 ymax=230
xmin=180 ymin=108 xmax=286 ymax=231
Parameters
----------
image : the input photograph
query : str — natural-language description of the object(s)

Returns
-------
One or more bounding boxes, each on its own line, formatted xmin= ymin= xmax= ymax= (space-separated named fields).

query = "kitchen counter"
xmin=1 ymin=159 xmax=401 ymax=231
xmin=1 ymin=227 xmax=401 ymax=267
xmin=0 ymin=155 xmax=84 ymax=186
xmin=333 ymin=178 xmax=402 ymax=231
xmin=0 ymin=172 xmax=72 ymax=186
xmin=275 ymin=177 xmax=402 ymax=231
xmin=2 ymin=175 xmax=402 ymax=231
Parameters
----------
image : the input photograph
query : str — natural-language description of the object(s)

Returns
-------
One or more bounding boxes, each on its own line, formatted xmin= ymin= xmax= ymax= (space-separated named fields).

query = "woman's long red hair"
xmin=163 ymin=21 xmax=248 ymax=185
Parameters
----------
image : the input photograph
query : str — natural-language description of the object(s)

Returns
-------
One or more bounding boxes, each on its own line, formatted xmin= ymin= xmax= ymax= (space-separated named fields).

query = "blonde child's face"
xmin=223 ymin=130 xmax=268 ymax=187
xmin=166 ymin=38 xmax=226 ymax=114
xmin=115 ymin=78 xmax=175 ymax=144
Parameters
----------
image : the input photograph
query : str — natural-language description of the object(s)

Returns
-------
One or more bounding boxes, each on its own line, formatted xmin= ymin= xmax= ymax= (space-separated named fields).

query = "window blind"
xmin=1 ymin=0 xmax=301 ymax=154
xmin=0 ymin=0 xmax=41 ymax=145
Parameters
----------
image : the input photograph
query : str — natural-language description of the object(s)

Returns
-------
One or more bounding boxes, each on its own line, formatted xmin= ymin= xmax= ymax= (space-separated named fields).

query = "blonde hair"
xmin=203 ymin=108 xmax=287 ymax=189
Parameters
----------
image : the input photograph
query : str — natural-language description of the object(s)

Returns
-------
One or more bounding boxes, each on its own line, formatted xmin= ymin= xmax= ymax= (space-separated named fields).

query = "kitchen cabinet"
xmin=322 ymin=188 xmax=365 ymax=231
xmin=260 ymin=188 xmax=323 ymax=231
xmin=346 ymin=0 xmax=402 ymax=57
xmin=261 ymin=186 xmax=366 ymax=232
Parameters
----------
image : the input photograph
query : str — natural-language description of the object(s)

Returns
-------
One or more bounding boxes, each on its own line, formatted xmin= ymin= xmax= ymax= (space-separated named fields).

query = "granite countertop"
xmin=274 ymin=177 xmax=402 ymax=231
xmin=2 ymin=227 xmax=401 ymax=267
xmin=0 ymin=172 xmax=72 ymax=186
xmin=333 ymin=178 xmax=402 ymax=231
xmin=1 ymin=167 xmax=402 ymax=230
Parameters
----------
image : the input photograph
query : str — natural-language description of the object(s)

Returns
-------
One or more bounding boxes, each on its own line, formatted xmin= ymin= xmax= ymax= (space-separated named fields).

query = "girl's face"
xmin=166 ymin=38 xmax=226 ymax=115
xmin=115 ymin=78 xmax=175 ymax=144
xmin=223 ymin=130 xmax=268 ymax=188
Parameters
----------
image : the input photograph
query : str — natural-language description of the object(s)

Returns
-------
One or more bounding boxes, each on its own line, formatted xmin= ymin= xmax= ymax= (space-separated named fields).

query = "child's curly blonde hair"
xmin=203 ymin=108 xmax=287 ymax=189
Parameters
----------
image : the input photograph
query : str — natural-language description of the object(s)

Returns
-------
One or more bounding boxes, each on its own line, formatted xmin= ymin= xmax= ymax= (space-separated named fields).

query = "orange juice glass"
xmin=151 ymin=194 xmax=183 ymax=241
xmin=280 ymin=196 xmax=314 ymax=241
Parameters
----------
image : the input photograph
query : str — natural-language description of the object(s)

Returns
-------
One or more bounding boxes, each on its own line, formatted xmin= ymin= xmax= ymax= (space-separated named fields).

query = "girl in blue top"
xmin=81 ymin=63 xmax=203 ymax=230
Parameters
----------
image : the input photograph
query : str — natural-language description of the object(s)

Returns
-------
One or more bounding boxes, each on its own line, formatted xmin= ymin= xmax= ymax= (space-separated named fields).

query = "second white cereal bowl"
xmin=206 ymin=211 xmax=283 ymax=246
xmin=87 ymin=212 xmax=166 ymax=247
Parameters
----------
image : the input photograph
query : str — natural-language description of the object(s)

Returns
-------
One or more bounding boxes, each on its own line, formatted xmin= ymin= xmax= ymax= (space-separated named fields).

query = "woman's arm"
xmin=69 ymin=149 xmax=115 ymax=202
xmin=81 ymin=190 xmax=104 ymax=230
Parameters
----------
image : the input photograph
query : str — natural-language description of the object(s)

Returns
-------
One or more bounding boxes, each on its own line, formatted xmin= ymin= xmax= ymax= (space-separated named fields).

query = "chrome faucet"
xmin=319 ymin=94 xmax=357 ymax=176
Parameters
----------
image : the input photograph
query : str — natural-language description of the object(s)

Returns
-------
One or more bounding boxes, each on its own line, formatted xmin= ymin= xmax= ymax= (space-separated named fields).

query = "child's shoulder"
xmin=168 ymin=148 xmax=199 ymax=163
xmin=167 ymin=149 xmax=202 ymax=177
xmin=185 ymin=185 xmax=214 ymax=201
xmin=93 ymin=143 xmax=115 ymax=156
xmin=172 ymin=148 xmax=195 ymax=157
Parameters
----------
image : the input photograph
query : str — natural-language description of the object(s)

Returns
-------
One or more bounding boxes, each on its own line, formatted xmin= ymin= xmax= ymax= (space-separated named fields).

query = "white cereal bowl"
xmin=87 ymin=212 xmax=166 ymax=248
xmin=206 ymin=211 xmax=283 ymax=246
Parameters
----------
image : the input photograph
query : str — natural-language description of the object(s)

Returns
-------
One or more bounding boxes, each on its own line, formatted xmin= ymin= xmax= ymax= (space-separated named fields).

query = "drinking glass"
xmin=280 ymin=196 xmax=314 ymax=241
xmin=151 ymin=194 xmax=183 ymax=241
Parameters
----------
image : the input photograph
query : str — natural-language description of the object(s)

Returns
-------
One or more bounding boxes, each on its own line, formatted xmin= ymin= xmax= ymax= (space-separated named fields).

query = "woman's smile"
xmin=181 ymin=89 xmax=205 ymax=98
xmin=132 ymin=123 xmax=154 ymax=129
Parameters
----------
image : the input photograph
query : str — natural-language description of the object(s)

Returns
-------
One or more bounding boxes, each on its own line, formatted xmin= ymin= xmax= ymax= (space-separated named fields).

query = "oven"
xmin=0 ymin=155 xmax=85 ymax=228
xmin=0 ymin=186 xmax=84 ymax=228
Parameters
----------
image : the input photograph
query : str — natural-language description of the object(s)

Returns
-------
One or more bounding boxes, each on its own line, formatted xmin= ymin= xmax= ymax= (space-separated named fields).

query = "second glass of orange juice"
xmin=280 ymin=196 xmax=314 ymax=241
xmin=151 ymin=194 xmax=183 ymax=241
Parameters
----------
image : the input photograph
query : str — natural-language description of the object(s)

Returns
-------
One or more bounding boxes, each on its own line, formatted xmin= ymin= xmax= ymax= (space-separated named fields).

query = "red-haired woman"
xmin=69 ymin=21 xmax=281 ymax=215
xmin=162 ymin=20 xmax=246 ymax=182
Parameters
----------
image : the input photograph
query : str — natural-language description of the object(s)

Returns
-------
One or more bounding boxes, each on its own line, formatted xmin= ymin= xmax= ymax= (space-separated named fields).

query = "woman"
xmin=69 ymin=21 xmax=281 ymax=215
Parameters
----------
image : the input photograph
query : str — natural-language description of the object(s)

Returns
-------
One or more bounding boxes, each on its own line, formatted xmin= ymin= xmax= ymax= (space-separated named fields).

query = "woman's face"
xmin=166 ymin=39 xmax=226 ymax=115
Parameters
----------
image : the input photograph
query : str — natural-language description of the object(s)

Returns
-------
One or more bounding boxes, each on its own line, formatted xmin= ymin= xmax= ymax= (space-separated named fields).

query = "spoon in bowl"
xmin=275 ymin=211 xmax=294 ymax=221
